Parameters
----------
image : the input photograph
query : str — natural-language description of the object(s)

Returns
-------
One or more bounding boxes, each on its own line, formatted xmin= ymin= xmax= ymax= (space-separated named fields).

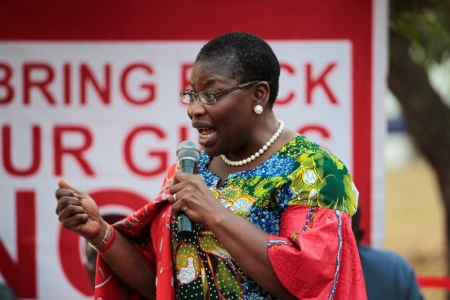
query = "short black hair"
xmin=196 ymin=32 xmax=280 ymax=108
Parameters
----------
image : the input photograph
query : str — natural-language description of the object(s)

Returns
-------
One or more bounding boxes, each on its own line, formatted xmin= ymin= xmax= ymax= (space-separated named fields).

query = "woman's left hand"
xmin=168 ymin=172 xmax=226 ymax=228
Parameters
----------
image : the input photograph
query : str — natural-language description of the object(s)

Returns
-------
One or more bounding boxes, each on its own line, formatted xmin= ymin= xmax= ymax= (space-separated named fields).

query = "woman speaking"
xmin=55 ymin=32 xmax=367 ymax=299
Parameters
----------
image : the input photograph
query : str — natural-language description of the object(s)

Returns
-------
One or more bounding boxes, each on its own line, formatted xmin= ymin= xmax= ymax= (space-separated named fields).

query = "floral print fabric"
xmin=93 ymin=135 xmax=366 ymax=299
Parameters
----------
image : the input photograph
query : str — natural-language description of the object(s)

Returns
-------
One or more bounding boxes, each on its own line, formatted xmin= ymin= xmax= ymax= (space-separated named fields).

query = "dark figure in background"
xmin=0 ymin=283 xmax=16 ymax=300
xmin=352 ymin=208 xmax=424 ymax=300
xmin=56 ymin=31 xmax=367 ymax=299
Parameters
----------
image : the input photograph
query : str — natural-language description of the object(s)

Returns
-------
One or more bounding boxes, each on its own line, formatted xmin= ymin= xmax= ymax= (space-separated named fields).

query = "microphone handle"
xmin=179 ymin=157 xmax=197 ymax=174
xmin=177 ymin=213 xmax=193 ymax=237
xmin=177 ymin=157 xmax=197 ymax=237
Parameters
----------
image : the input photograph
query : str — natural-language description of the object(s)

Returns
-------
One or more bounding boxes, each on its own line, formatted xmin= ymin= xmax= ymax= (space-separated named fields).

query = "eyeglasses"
xmin=179 ymin=80 xmax=261 ymax=105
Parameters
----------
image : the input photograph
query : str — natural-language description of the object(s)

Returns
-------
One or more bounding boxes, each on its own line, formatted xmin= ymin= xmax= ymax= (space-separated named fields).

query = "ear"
xmin=252 ymin=81 xmax=271 ymax=107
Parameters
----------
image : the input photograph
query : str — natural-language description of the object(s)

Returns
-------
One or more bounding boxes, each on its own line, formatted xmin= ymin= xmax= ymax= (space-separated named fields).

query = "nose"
xmin=187 ymin=97 xmax=206 ymax=118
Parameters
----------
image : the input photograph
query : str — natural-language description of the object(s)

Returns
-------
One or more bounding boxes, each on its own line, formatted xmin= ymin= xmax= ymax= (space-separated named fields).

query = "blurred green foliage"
xmin=390 ymin=0 xmax=450 ymax=66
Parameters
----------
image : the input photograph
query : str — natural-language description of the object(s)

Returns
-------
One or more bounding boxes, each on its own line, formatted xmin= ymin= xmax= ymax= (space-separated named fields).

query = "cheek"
xmin=210 ymin=98 xmax=250 ymax=130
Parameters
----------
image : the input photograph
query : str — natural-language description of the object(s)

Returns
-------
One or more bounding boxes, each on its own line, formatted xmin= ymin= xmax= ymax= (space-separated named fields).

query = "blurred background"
xmin=386 ymin=1 xmax=450 ymax=299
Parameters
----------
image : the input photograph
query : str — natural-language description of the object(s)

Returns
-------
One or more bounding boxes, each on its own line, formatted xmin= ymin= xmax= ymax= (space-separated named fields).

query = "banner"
xmin=0 ymin=1 xmax=387 ymax=298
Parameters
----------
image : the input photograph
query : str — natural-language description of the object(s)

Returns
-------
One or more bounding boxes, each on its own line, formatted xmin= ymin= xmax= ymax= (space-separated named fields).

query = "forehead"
xmin=190 ymin=60 xmax=234 ymax=87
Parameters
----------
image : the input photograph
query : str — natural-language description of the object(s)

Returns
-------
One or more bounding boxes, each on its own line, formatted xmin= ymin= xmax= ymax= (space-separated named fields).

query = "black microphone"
xmin=176 ymin=140 xmax=201 ymax=237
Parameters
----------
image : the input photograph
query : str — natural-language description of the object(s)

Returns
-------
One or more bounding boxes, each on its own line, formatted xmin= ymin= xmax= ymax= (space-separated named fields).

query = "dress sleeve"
xmin=113 ymin=162 xmax=178 ymax=268
xmin=267 ymin=149 xmax=366 ymax=299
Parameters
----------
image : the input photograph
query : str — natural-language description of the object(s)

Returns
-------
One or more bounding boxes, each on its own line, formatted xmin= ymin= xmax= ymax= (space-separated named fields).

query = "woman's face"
xmin=188 ymin=60 xmax=257 ymax=158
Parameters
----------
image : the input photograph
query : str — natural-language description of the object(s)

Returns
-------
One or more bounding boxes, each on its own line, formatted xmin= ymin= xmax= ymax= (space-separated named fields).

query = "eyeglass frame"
xmin=179 ymin=80 xmax=267 ymax=105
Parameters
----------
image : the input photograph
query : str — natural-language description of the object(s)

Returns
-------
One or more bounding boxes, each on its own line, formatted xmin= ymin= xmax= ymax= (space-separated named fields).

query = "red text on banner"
xmin=0 ymin=62 xmax=157 ymax=106
xmin=306 ymin=62 xmax=339 ymax=105
xmin=0 ymin=191 xmax=37 ymax=298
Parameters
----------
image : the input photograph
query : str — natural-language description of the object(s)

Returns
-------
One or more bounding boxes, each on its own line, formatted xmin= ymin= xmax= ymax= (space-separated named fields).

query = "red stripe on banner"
xmin=418 ymin=276 xmax=450 ymax=290
xmin=350 ymin=7 xmax=373 ymax=246
xmin=0 ymin=0 xmax=371 ymax=41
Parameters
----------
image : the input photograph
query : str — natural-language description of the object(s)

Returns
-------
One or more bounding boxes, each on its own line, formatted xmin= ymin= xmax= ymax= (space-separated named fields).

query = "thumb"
xmin=58 ymin=178 xmax=82 ymax=194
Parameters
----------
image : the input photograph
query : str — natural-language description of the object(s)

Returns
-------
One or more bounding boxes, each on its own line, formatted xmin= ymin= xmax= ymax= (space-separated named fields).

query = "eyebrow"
xmin=189 ymin=78 xmax=218 ymax=90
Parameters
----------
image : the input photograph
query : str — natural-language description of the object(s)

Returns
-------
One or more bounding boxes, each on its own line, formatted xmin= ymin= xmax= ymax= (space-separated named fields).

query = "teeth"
xmin=198 ymin=127 xmax=215 ymax=139
xmin=200 ymin=132 xmax=215 ymax=139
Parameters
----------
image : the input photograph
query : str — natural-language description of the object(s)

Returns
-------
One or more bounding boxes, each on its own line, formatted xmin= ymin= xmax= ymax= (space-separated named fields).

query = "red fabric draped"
xmin=93 ymin=164 xmax=178 ymax=300
xmin=268 ymin=206 xmax=367 ymax=299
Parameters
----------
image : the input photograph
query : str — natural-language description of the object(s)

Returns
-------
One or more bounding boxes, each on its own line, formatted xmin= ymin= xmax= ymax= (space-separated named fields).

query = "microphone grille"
xmin=176 ymin=140 xmax=201 ymax=161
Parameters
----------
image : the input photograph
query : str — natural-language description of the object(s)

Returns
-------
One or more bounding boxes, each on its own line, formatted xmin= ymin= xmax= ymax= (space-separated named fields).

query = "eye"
xmin=202 ymin=92 xmax=216 ymax=104
xmin=184 ymin=92 xmax=197 ymax=104
xmin=180 ymin=91 xmax=195 ymax=104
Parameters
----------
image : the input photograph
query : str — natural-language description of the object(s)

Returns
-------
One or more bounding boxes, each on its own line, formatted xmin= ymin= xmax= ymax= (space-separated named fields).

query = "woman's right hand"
xmin=55 ymin=178 xmax=104 ymax=241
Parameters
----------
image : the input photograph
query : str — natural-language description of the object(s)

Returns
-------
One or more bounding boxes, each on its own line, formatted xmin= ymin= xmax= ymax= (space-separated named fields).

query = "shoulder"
xmin=359 ymin=244 xmax=424 ymax=300
xmin=359 ymin=244 xmax=415 ymax=271
xmin=286 ymin=135 xmax=359 ymax=215
xmin=285 ymin=135 xmax=352 ymax=179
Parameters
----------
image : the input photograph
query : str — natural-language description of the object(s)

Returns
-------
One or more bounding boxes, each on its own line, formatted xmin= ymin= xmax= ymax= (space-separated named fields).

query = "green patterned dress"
xmin=170 ymin=135 xmax=364 ymax=300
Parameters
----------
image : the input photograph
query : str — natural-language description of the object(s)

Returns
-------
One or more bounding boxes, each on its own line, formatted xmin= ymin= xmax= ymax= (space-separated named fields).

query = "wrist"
xmin=205 ymin=208 xmax=229 ymax=230
xmin=88 ymin=221 xmax=112 ymax=252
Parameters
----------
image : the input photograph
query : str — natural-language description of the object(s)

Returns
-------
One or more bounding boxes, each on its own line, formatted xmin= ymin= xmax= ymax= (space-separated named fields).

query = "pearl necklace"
xmin=221 ymin=119 xmax=284 ymax=166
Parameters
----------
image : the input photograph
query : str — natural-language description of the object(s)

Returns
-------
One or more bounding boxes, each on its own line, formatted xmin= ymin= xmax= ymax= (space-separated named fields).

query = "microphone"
xmin=176 ymin=140 xmax=201 ymax=237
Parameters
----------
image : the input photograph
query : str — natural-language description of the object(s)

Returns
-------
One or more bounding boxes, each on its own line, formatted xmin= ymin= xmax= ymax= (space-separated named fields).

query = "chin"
xmin=202 ymin=148 xmax=217 ymax=158
xmin=200 ymin=145 xmax=222 ymax=158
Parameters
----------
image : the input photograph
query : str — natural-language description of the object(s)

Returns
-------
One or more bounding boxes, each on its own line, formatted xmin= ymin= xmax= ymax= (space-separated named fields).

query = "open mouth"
xmin=198 ymin=128 xmax=216 ymax=139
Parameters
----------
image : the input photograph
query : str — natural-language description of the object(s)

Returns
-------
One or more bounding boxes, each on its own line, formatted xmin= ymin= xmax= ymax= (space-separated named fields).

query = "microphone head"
xmin=176 ymin=140 xmax=201 ymax=161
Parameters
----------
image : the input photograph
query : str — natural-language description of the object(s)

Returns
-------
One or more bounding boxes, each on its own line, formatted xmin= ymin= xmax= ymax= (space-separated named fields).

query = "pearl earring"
xmin=253 ymin=105 xmax=263 ymax=114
